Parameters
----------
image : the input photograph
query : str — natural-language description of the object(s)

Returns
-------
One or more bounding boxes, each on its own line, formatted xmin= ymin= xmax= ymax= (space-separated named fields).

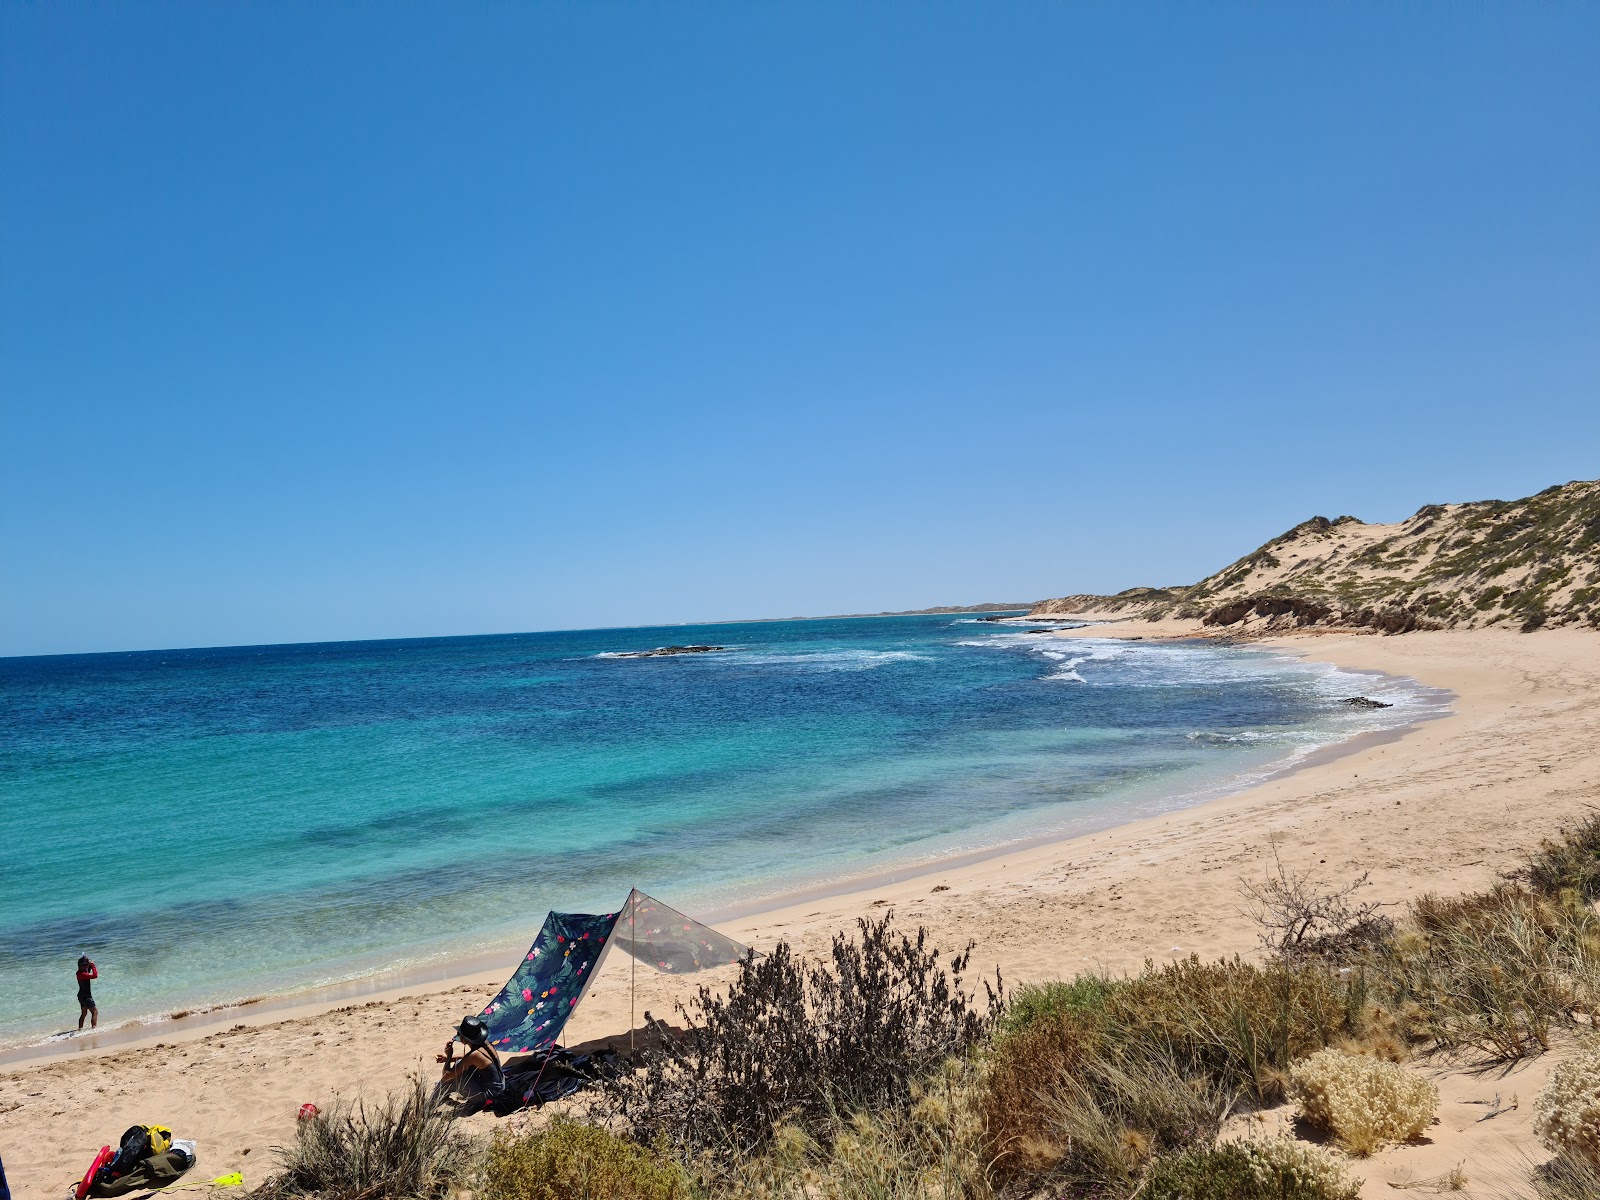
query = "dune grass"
xmin=252 ymin=1077 xmax=469 ymax=1200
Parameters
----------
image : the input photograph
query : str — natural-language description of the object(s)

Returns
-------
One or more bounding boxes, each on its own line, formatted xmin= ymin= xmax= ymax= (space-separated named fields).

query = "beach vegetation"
xmin=716 ymin=1062 xmax=993 ymax=1199
xmin=278 ymin=818 xmax=1600 ymax=1200
xmin=1531 ymin=1149 xmax=1600 ymax=1200
xmin=602 ymin=912 xmax=1001 ymax=1169
xmin=975 ymin=953 xmax=1376 ymax=1192
xmin=1533 ymin=1042 xmax=1600 ymax=1168
xmin=253 ymin=1077 xmax=470 ymax=1200
xmin=1522 ymin=812 xmax=1600 ymax=901
xmin=481 ymin=1116 xmax=691 ymax=1200
xmin=1240 ymin=843 xmax=1392 ymax=963
xmin=994 ymin=973 xmax=1119 ymax=1034
xmin=1138 ymin=1137 xmax=1361 ymax=1200
xmin=1288 ymin=1048 xmax=1437 ymax=1156
xmin=1369 ymin=883 xmax=1600 ymax=1060
xmin=979 ymin=1029 xmax=1228 ymax=1193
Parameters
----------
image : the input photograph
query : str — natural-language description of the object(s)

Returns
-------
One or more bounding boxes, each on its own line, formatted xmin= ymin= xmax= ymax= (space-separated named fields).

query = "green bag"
xmin=88 ymin=1149 xmax=193 ymax=1198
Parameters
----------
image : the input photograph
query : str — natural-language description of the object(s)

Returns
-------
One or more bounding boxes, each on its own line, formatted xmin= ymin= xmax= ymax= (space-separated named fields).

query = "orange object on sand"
xmin=75 ymin=1145 xmax=113 ymax=1200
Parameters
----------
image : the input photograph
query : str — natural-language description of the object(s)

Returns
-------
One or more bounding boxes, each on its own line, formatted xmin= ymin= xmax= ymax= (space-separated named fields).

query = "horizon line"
xmin=0 ymin=602 xmax=1041 ymax=663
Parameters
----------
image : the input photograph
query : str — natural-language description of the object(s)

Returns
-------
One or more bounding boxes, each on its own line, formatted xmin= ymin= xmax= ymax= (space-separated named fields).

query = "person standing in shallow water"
xmin=76 ymin=955 xmax=98 ymax=1029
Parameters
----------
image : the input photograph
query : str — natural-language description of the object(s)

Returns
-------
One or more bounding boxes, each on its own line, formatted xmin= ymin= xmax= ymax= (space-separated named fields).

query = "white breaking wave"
xmin=730 ymin=649 xmax=930 ymax=671
xmin=1016 ymin=640 xmax=1457 ymax=771
xmin=953 ymin=630 xmax=1439 ymax=725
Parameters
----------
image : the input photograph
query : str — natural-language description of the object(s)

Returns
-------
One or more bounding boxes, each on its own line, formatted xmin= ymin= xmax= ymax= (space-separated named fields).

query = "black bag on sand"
xmin=88 ymin=1149 xmax=194 ymax=1197
xmin=500 ymin=1048 xmax=625 ymax=1114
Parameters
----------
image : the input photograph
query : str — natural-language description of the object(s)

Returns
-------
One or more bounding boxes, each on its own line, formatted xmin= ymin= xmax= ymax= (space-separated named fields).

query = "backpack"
xmin=95 ymin=1126 xmax=173 ymax=1187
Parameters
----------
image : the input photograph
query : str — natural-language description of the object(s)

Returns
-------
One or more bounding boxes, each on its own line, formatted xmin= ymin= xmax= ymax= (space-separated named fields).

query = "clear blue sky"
xmin=3 ymin=3 xmax=1596 ymax=656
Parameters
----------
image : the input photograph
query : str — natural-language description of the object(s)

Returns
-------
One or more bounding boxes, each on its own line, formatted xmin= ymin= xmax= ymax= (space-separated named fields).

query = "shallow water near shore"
xmin=0 ymin=615 xmax=1439 ymax=1047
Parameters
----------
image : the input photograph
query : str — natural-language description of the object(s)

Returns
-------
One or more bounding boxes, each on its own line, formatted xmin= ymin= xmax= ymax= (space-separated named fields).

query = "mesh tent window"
xmin=478 ymin=889 xmax=749 ymax=1056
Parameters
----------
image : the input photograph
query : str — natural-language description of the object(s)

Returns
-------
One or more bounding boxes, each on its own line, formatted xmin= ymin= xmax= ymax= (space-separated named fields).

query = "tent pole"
xmin=630 ymin=895 xmax=637 ymax=1054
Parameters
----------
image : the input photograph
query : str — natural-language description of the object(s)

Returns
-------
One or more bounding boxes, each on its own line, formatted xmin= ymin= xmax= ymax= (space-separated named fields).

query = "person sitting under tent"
xmin=432 ymin=889 xmax=750 ymax=1115
xmin=435 ymin=1016 xmax=509 ymax=1107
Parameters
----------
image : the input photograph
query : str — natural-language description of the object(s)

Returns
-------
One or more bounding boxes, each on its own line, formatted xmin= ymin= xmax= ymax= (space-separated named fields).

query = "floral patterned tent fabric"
xmin=478 ymin=889 xmax=749 ymax=1055
xmin=479 ymin=908 xmax=621 ymax=1054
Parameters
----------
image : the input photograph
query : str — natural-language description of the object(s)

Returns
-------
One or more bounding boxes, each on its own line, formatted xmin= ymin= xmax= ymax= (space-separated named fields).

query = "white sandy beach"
xmin=2 ymin=626 xmax=1597 ymax=1198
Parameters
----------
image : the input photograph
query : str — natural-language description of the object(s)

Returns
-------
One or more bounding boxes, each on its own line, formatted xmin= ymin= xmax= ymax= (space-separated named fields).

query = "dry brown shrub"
xmin=975 ymin=1003 xmax=1102 ymax=1171
xmin=1241 ymin=843 xmax=1392 ymax=963
xmin=606 ymin=912 xmax=1000 ymax=1168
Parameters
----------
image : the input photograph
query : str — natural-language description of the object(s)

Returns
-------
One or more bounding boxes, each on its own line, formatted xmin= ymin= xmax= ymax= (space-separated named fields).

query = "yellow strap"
xmin=156 ymin=1172 xmax=245 ymax=1190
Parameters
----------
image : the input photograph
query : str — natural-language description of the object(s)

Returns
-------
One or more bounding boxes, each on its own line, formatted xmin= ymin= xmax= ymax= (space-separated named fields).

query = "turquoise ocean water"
xmin=0 ymin=615 xmax=1438 ymax=1046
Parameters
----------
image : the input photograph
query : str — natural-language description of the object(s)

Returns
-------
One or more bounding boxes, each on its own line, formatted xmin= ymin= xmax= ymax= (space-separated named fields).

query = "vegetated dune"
xmin=1033 ymin=478 xmax=1600 ymax=634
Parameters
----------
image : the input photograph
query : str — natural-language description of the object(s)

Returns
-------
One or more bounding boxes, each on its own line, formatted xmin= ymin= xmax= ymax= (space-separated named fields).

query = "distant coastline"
xmin=736 ymin=602 xmax=1035 ymax=623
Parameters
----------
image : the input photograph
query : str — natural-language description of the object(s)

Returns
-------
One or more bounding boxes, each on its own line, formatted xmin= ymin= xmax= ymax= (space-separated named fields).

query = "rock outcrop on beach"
xmin=1032 ymin=478 xmax=1600 ymax=633
xmin=609 ymin=645 xmax=727 ymax=658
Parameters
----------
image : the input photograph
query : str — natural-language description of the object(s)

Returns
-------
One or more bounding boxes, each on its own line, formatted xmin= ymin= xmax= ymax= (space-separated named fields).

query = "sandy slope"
xmin=2 ymin=627 xmax=1596 ymax=1198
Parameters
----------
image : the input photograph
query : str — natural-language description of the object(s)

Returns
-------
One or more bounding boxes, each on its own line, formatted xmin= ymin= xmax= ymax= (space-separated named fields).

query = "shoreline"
xmin=4 ymin=626 xmax=1596 ymax=1199
xmin=0 ymin=634 xmax=1447 ymax=1069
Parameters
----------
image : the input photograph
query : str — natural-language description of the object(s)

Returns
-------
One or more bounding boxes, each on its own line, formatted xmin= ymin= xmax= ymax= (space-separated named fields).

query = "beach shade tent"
xmin=477 ymin=889 xmax=749 ymax=1057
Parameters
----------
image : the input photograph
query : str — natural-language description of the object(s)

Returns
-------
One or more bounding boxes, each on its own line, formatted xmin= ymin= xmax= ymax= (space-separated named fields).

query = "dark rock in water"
xmin=612 ymin=645 xmax=726 ymax=659
xmin=1340 ymin=696 xmax=1392 ymax=709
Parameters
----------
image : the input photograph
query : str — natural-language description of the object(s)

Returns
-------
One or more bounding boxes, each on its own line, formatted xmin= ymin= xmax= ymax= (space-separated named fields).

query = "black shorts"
xmin=78 ymin=992 xmax=96 ymax=1009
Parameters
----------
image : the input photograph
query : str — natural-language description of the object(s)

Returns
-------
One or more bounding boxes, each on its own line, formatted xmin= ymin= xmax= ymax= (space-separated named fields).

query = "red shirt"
xmin=77 ymin=965 xmax=97 ymax=983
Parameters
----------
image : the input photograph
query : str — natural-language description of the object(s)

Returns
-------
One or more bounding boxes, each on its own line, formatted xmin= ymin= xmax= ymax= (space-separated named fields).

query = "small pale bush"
xmin=483 ymin=1117 xmax=691 ymax=1200
xmin=1290 ymin=1048 xmax=1437 ymax=1155
xmin=1534 ymin=1044 xmax=1600 ymax=1167
xmin=1140 ymin=1137 xmax=1361 ymax=1200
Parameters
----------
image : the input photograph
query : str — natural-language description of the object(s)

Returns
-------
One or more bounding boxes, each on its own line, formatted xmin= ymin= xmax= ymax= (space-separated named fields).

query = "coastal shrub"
xmin=606 ymin=913 xmax=1002 ymax=1166
xmin=482 ymin=1117 xmax=691 ymax=1200
xmin=1534 ymin=1044 xmax=1600 ymax=1167
xmin=1372 ymin=884 xmax=1599 ymax=1059
xmin=1240 ymin=846 xmax=1392 ymax=964
xmin=979 ymin=996 xmax=1107 ymax=1172
xmin=980 ymin=956 xmax=1368 ymax=1185
xmin=1524 ymin=813 xmax=1600 ymax=901
xmin=721 ymin=1061 xmax=992 ymax=1200
xmin=1016 ymin=1044 xmax=1226 ymax=1194
xmin=1139 ymin=1138 xmax=1361 ymax=1200
xmin=254 ymin=1077 xmax=469 ymax=1200
xmin=1289 ymin=1048 xmax=1437 ymax=1156
xmin=1104 ymin=955 xmax=1364 ymax=1104
xmin=997 ymin=975 xmax=1120 ymax=1036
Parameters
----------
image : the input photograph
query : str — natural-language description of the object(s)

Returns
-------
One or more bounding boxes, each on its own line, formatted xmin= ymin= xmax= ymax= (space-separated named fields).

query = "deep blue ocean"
xmin=0 ymin=614 xmax=1432 ymax=1045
